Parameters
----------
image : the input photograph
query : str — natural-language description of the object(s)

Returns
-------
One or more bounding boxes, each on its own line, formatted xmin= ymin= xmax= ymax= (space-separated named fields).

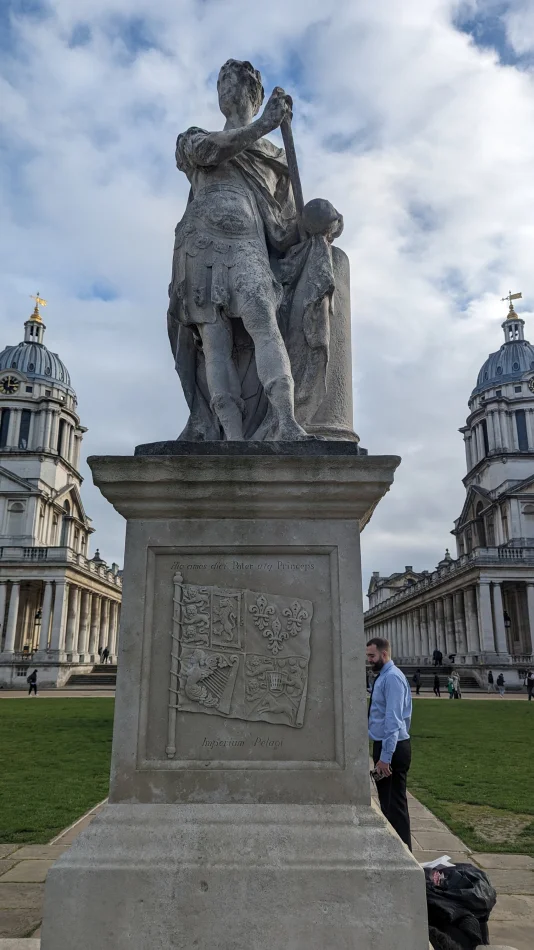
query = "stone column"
xmin=464 ymin=587 xmax=480 ymax=654
xmin=6 ymin=408 xmax=20 ymax=447
xmin=88 ymin=596 xmax=102 ymax=658
xmin=50 ymin=412 xmax=60 ymax=454
xmin=38 ymin=581 xmax=54 ymax=652
xmin=435 ymin=598 xmax=445 ymax=653
xmin=492 ymin=582 xmax=509 ymax=655
xmin=453 ymin=590 xmax=468 ymax=655
xmin=526 ymin=583 xmax=534 ymax=656
xmin=526 ymin=409 xmax=534 ymax=450
xmin=477 ymin=581 xmax=495 ymax=653
xmin=65 ymin=586 xmax=81 ymax=654
xmin=499 ymin=410 xmax=509 ymax=450
xmin=427 ymin=602 xmax=437 ymax=654
xmin=36 ymin=410 xmax=47 ymax=449
xmin=444 ymin=595 xmax=456 ymax=654
xmin=0 ymin=582 xmax=7 ymax=648
xmin=419 ymin=605 xmax=429 ymax=659
xmin=49 ymin=582 xmax=69 ymax=655
xmin=99 ymin=599 xmax=111 ymax=652
xmin=412 ymin=610 xmax=421 ymax=659
xmin=2 ymin=582 xmax=20 ymax=653
xmin=464 ymin=434 xmax=472 ymax=470
xmin=77 ymin=590 xmax=92 ymax=658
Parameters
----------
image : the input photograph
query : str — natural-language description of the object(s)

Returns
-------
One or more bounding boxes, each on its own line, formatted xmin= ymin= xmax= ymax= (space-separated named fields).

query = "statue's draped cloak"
xmin=167 ymin=127 xmax=335 ymax=440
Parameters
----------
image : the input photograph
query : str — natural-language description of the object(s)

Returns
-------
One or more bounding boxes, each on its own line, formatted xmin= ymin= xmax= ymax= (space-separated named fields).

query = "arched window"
xmin=8 ymin=500 xmax=25 ymax=535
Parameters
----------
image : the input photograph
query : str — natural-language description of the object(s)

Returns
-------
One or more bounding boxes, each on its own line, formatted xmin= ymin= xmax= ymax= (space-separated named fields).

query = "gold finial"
xmin=29 ymin=292 xmax=47 ymax=322
xmin=501 ymin=290 xmax=522 ymax=317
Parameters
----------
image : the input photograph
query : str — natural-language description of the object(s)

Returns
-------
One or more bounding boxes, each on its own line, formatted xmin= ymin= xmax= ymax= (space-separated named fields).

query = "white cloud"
xmin=2 ymin=1 xmax=534 ymax=598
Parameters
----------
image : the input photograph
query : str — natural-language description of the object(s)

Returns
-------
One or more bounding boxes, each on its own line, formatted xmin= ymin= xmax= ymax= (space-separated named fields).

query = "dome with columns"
xmin=472 ymin=300 xmax=534 ymax=398
xmin=0 ymin=298 xmax=74 ymax=395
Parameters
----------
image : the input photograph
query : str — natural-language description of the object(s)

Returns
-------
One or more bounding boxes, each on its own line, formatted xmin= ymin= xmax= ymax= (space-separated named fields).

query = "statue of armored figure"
xmin=168 ymin=59 xmax=356 ymax=442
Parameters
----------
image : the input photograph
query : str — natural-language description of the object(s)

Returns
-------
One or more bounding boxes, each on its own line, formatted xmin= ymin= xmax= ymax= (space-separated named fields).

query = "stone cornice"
xmin=88 ymin=452 xmax=401 ymax=524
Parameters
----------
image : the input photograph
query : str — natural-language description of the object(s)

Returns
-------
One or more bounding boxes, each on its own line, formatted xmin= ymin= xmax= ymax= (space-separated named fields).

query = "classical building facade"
xmin=0 ymin=297 xmax=122 ymax=687
xmin=364 ymin=297 xmax=534 ymax=687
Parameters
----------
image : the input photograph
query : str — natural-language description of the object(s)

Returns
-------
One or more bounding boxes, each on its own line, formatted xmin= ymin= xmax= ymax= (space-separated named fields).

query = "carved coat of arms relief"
xmin=167 ymin=573 xmax=313 ymax=755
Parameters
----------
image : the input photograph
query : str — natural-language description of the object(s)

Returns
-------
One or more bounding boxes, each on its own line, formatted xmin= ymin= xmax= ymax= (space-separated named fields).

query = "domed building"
xmin=364 ymin=295 xmax=534 ymax=688
xmin=0 ymin=296 xmax=122 ymax=687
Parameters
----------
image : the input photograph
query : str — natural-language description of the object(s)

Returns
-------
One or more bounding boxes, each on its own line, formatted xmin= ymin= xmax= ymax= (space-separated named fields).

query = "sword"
xmin=281 ymin=109 xmax=306 ymax=242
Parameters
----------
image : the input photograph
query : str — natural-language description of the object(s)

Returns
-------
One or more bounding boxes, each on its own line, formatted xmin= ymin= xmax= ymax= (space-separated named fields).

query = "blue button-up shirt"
xmin=368 ymin=660 xmax=412 ymax=764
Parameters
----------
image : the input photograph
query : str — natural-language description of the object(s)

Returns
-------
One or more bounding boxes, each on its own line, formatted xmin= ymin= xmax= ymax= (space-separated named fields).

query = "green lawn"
xmin=0 ymin=699 xmax=114 ymax=844
xmin=1 ymin=696 xmax=533 ymax=853
xmin=409 ymin=699 xmax=534 ymax=856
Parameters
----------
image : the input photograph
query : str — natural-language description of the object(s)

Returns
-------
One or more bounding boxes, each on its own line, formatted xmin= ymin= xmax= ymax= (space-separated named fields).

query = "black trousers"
xmin=373 ymin=738 xmax=412 ymax=851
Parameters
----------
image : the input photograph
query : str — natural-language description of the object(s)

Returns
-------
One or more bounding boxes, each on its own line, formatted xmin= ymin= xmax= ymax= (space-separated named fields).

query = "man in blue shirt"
xmin=366 ymin=636 xmax=413 ymax=850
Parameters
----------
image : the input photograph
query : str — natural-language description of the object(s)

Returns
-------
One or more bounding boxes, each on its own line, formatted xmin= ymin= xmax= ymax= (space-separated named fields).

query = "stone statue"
xmin=167 ymin=59 xmax=350 ymax=442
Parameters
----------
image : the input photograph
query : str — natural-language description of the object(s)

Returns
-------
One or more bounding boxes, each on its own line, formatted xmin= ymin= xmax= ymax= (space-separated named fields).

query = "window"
xmin=496 ymin=389 xmax=502 ymax=397
xmin=487 ymin=519 xmax=495 ymax=546
xmin=18 ymin=409 xmax=31 ymax=449
xmin=515 ymin=385 xmax=522 ymax=393
xmin=45 ymin=389 xmax=51 ymax=396
xmin=481 ymin=419 xmax=489 ymax=456
xmin=57 ymin=419 xmax=66 ymax=456
xmin=8 ymin=500 xmax=25 ymax=535
xmin=25 ymin=385 xmax=33 ymax=393
xmin=0 ymin=408 xmax=10 ymax=448
xmin=516 ymin=409 xmax=528 ymax=451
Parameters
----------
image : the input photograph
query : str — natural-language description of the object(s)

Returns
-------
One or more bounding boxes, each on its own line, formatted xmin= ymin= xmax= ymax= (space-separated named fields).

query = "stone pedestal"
xmin=40 ymin=444 xmax=428 ymax=950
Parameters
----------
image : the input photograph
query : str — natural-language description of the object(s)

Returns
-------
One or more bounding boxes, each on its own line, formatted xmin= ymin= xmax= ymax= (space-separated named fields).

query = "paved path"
xmin=371 ymin=786 xmax=533 ymax=949
xmin=0 ymin=791 xmax=532 ymax=946
xmin=0 ymin=689 xmax=115 ymax=699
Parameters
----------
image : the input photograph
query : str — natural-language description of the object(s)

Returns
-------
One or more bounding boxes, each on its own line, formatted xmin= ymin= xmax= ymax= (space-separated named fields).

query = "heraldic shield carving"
xmin=167 ymin=573 xmax=313 ymax=754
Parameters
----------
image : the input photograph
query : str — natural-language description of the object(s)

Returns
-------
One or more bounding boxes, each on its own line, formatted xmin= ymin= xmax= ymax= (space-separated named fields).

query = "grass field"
xmin=1 ymin=696 xmax=533 ymax=851
xmin=0 ymin=698 xmax=114 ymax=844
xmin=409 ymin=699 xmax=534 ymax=856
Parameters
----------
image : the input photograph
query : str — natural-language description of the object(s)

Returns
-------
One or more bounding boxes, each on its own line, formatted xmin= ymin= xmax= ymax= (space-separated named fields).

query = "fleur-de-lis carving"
xmin=249 ymin=594 xmax=276 ymax=631
xmin=262 ymin=616 xmax=288 ymax=655
xmin=283 ymin=600 xmax=309 ymax=636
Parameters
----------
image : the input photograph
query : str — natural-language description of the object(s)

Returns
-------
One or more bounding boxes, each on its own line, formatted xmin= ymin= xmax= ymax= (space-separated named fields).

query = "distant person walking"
xmin=366 ymin=637 xmax=413 ymax=851
xmin=452 ymin=671 xmax=461 ymax=699
xmin=447 ymin=675 xmax=454 ymax=699
xmin=433 ymin=674 xmax=441 ymax=697
xmin=27 ymin=670 xmax=38 ymax=696
xmin=412 ymin=669 xmax=422 ymax=696
xmin=526 ymin=669 xmax=534 ymax=702
xmin=101 ymin=647 xmax=110 ymax=664
xmin=432 ymin=649 xmax=443 ymax=667
xmin=487 ymin=670 xmax=494 ymax=693
xmin=496 ymin=672 xmax=505 ymax=697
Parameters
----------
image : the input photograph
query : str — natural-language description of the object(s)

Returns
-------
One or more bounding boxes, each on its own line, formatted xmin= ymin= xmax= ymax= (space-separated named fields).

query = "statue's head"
xmin=217 ymin=59 xmax=265 ymax=118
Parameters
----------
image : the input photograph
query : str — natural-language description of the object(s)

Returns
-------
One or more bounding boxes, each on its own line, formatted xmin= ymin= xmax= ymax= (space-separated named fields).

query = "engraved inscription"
xmin=166 ymin=573 xmax=313 ymax=756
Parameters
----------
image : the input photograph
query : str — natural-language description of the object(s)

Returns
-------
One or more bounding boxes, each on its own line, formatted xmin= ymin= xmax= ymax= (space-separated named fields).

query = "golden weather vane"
xmin=29 ymin=291 xmax=47 ymax=321
xmin=501 ymin=290 xmax=522 ymax=312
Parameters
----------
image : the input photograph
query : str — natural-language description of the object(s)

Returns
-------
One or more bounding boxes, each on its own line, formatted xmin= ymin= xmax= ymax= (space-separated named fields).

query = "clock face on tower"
xmin=0 ymin=375 xmax=20 ymax=395
xmin=528 ymin=377 xmax=534 ymax=394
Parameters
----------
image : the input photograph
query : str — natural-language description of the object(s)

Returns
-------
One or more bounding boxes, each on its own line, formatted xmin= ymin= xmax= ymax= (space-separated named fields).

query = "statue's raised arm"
xmin=167 ymin=59 xmax=357 ymax=444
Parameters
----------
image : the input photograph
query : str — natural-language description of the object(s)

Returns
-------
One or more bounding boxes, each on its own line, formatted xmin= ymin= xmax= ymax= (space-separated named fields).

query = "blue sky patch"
xmin=454 ymin=2 xmax=533 ymax=68
xmin=78 ymin=281 xmax=119 ymax=303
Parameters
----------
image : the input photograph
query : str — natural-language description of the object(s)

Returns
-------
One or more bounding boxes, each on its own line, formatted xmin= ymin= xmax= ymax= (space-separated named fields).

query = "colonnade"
xmin=366 ymin=579 xmax=534 ymax=661
xmin=0 ymin=579 xmax=121 ymax=662
xmin=2 ymin=406 xmax=81 ymax=467
xmin=464 ymin=406 xmax=534 ymax=469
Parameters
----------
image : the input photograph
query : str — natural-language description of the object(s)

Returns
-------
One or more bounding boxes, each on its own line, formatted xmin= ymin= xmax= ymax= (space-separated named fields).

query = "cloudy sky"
xmin=2 ymin=0 xmax=534 ymax=599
